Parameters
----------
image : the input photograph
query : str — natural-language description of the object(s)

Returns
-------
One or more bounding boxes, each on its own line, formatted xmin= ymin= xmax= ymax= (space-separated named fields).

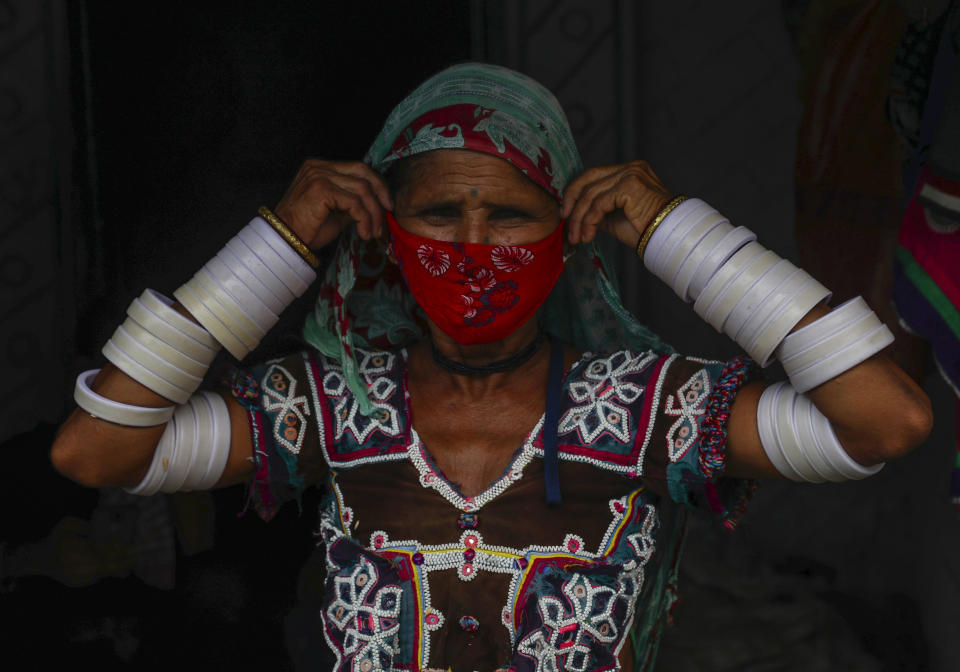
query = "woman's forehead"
xmin=396 ymin=149 xmax=558 ymax=205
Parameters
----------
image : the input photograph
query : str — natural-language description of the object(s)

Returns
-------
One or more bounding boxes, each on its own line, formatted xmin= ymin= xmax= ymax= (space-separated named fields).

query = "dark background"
xmin=1 ymin=2 xmax=472 ymax=669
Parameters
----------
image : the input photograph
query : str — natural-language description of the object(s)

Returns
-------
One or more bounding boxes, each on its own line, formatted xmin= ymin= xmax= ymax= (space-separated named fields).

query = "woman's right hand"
xmin=274 ymin=159 xmax=393 ymax=248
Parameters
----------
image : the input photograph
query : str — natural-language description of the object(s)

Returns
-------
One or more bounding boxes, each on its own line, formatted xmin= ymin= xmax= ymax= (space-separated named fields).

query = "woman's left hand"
xmin=561 ymin=161 xmax=672 ymax=248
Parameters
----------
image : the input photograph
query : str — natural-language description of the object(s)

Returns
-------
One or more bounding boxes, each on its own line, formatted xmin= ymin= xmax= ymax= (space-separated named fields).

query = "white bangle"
xmin=809 ymin=405 xmax=884 ymax=479
xmin=700 ymin=247 xmax=781 ymax=333
xmin=214 ymin=247 xmax=287 ymax=315
xmin=109 ymin=325 xmax=204 ymax=394
xmin=693 ymin=241 xmax=766 ymax=328
xmin=166 ymin=216 xmax=318 ymax=360
xmin=140 ymin=289 xmax=220 ymax=351
xmin=223 ymin=239 xmax=296 ymax=308
xmin=126 ymin=296 xmax=220 ymax=366
xmin=236 ymin=226 xmax=310 ymax=296
xmin=780 ymin=297 xmax=871 ymax=351
xmin=120 ymin=318 xmax=209 ymax=378
xmin=792 ymin=393 xmax=845 ymax=482
xmin=125 ymin=391 xmax=233 ymax=495
xmin=102 ymin=340 xmax=192 ymax=404
xmin=723 ymin=259 xmax=798 ymax=343
xmin=190 ymin=271 xmax=268 ymax=344
xmin=159 ymin=402 xmax=198 ymax=493
xmin=757 ymin=382 xmax=883 ymax=482
xmin=73 ymin=369 xmax=175 ymax=426
xmin=778 ymin=297 xmax=895 ymax=393
xmin=773 ymin=382 xmax=826 ymax=482
xmin=203 ymin=255 xmax=280 ymax=328
xmin=687 ymin=226 xmax=757 ymax=300
xmin=661 ymin=212 xmax=730 ymax=298
xmin=181 ymin=394 xmax=212 ymax=490
xmin=198 ymin=391 xmax=231 ymax=489
xmin=783 ymin=310 xmax=881 ymax=378
xmin=671 ymin=219 xmax=735 ymax=302
xmin=729 ymin=268 xmax=804 ymax=352
xmin=787 ymin=323 xmax=894 ymax=393
xmin=756 ymin=383 xmax=800 ymax=480
xmin=645 ymin=199 xmax=715 ymax=278
xmin=125 ymin=418 xmax=177 ymax=496
xmin=174 ymin=282 xmax=251 ymax=360
xmin=742 ymin=274 xmax=831 ymax=366
xmin=250 ymin=217 xmax=317 ymax=285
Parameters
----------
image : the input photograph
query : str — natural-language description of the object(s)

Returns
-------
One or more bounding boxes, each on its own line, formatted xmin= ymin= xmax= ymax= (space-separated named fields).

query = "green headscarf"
xmin=302 ymin=63 xmax=672 ymax=414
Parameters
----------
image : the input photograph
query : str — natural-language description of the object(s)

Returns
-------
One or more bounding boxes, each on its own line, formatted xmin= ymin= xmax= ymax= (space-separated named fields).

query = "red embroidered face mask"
xmin=386 ymin=212 xmax=566 ymax=345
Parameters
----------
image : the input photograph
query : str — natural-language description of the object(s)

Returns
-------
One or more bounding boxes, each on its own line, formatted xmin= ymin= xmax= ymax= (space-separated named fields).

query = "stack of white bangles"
xmin=73 ymin=215 xmax=317 ymax=494
xmin=644 ymin=198 xmax=895 ymax=481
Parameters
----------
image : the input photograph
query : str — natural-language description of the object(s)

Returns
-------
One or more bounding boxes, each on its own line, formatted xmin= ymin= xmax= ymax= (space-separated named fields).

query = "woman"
xmin=52 ymin=63 xmax=932 ymax=671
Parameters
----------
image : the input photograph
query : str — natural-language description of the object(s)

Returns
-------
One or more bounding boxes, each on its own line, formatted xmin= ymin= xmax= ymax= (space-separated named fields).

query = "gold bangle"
xmin=258 ymin=206 xmax=320 ymax=269
xmin=635 ymin=195 xmax=688 ymax=259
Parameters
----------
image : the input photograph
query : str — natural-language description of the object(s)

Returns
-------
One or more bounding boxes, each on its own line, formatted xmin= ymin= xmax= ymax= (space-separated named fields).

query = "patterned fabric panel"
xmin=229 ymin=351 xmax=328 ymax=521
xmin=232 ymin=347 xmax=757 ymax=526
xmin=322 ymin=537 xmax=418 ymax=671
xmin=317 ymin=481 xmax=659 ymax=672
xmin=638 ymin=354 xmax=760 ymax=529
xmin=505 ymin=491 xmax=658 ymax=672
xmin=230 ymin=348 xmax=411 ymax=521
xmin=552 ymin=350 xmax=660 ymax=472
xmin=308 ymin=349 xmax=411 ymax=467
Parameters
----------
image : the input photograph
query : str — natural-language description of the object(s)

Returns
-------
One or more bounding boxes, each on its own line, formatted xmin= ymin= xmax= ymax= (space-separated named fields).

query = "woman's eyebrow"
xmin=482 ymin=200 xmax=547 ymax=213
xmin=417 ymin=201 xmax=463 ymax=212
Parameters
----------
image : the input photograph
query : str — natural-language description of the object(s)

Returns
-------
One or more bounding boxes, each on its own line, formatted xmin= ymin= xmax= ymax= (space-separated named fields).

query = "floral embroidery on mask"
xmin=491 ymin=245 xmax=535 ymax=272
xmin=455 ymin=257 xmax=520 ymax=326
xmin=417 ymin=245 xmax=451 ymax=277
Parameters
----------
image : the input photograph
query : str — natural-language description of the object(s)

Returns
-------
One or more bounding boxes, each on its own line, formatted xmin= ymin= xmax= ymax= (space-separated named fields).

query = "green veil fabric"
xmin=301 ymin=62 xmax=682 ymax=670
xmin=302 ymin=62 xmax=672 ymax=414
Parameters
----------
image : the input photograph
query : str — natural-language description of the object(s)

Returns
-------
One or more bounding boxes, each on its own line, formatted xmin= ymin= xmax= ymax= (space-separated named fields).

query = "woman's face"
xmin=392 ymin=149 xmax=561 ymax=246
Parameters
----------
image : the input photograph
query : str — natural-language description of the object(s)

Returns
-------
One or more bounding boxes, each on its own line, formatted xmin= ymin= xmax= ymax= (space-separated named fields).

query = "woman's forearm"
xmin=52 ymin=363 xmax=172 ymax=487
xmin=797 ymin=305 xmax=933 ymax=464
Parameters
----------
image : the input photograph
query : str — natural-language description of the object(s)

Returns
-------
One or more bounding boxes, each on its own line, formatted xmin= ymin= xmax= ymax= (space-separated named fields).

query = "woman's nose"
xmin=457 ymin=213 xmax=492 ymax=244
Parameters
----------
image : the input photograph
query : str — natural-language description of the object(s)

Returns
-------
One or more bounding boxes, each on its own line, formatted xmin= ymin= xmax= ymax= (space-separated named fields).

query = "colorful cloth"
xmin=302 ymin=63 xmax=671 ymax=418
xmin=895 ymin=167 xmax=960 ymax=397
xmin=231 ymin=346 xmax=758 ymax=671
xmin=364 ymin=63 xmax=582 ymax=201
xmin=894 ymin=167 xmax=960 ymax=507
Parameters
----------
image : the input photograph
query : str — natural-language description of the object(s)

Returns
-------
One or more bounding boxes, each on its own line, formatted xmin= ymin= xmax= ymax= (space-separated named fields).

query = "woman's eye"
xmin=489 ymin=209 xmax=530 ymax=221
xmin=420 ymin=207 xmax=460 ymax=221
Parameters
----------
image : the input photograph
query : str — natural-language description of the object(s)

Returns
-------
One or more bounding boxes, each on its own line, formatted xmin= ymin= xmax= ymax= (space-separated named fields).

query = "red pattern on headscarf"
xmin=385 ymin=104 xmax=561 ymax=201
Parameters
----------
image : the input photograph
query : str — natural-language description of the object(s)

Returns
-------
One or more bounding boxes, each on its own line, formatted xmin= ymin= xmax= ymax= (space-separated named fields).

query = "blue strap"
xmin=543 ymin=335 xmax=564 ymax=506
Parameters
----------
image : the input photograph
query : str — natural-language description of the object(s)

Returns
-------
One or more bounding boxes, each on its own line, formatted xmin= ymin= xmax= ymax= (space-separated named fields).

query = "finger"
xmin=337 ymin=161 xmax=394 ymax=212
xmin=328 ymin=186 xmax=375 ymax=240
xmin=567 ymin=174 xmax=619 ymax=244
xmin=329 ymin=173 xmax=385 ymax=238
xmin=580 ymin=187 xmax=622 ymax=244
xmin=561 ymin=165 xmax=619 ymax=220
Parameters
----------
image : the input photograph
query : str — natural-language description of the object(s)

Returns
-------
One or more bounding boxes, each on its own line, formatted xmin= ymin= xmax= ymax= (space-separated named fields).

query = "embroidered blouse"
xmin=230 ymin=346 xmax=757 ymax=672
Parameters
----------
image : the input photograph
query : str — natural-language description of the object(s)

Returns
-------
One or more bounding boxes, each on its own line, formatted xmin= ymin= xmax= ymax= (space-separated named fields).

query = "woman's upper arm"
xmin=724 ymin=380 xmax=782 ymax=480
xmin=210 ymin=389 xmax=256 ymax=487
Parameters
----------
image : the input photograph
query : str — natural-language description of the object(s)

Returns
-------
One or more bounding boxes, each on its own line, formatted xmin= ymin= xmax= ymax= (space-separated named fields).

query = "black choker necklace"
xmin=431 ymin=330 xmax=546 ymax=376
